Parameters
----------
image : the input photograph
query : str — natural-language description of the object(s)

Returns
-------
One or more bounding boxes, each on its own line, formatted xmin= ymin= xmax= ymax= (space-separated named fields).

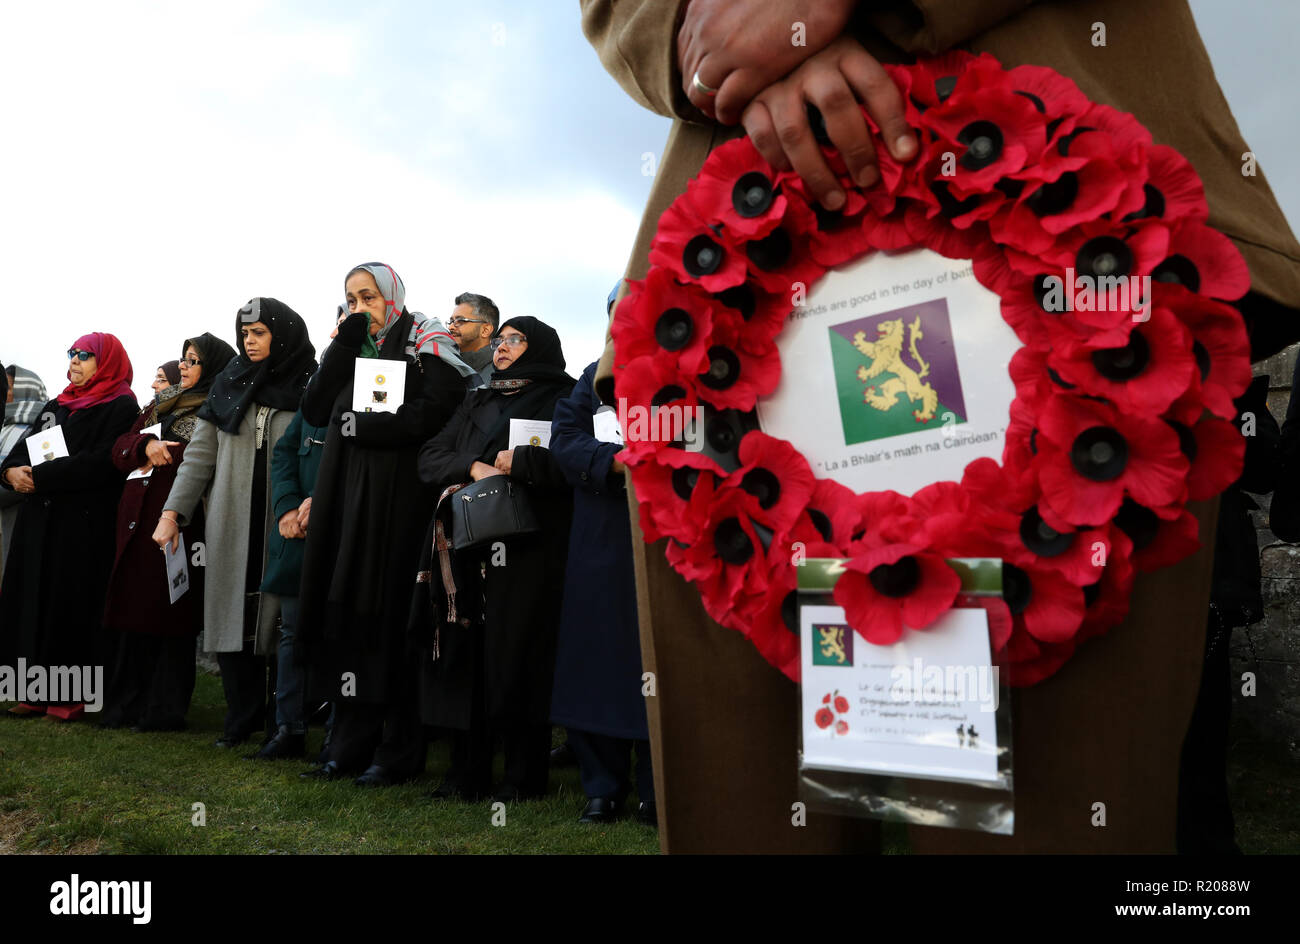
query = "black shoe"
xmin=247 ymin=727 xmax=306 ymax=760
xmin=300 ymin=761 xmax=342 ymax=781
xmin=579 ymin=797 xmax=619 ymax=824
xmin=550 ymin=742 xmax=577 ymax=768
xmin=354 ymin=764 xmax=398 ymax=788
xmin=636 ymin=801 xmax=658 ymax=827
xmin=214 ymin=733 xmax=249 ymax=749
xmin=426 ymin=779 xmax=485 ymax=802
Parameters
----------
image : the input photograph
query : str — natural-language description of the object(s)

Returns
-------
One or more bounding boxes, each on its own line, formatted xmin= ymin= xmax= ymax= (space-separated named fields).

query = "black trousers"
xmin=217 ymin=641 xmax=267 ymax=740
xmin=326 ymin=668 xmax=426 ymax=777
xmin=1176 ymin=608 xmax=1239 ymax=854
xmin=103 ymin=633 xmax=196 ymax=728
xmin=567 ymin=727 xmax=654 ymax=805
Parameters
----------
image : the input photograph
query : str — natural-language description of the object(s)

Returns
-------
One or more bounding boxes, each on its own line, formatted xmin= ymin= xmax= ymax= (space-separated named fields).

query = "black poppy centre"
xmin=1070 ymin=426 xmax=1129 ymax=481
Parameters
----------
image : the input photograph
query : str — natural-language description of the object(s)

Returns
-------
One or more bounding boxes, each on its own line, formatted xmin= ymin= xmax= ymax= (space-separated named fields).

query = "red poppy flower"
xmin=905 ymin=200 xmax=996 ymax=260
xmin=629 ymin=452 xmax=720 ymax=545
xmin=721 ymin=431 xmax=816 ymax=534
xmin=888 ymin=50 xmax=994 ymax=122
xmin=741 ymin=194 xmax=826 ymax=295
xmin=692 ymin=310 xmax=781 ymax=412
xmin=1033 ymin=393 xmax=1189 ymax=526
xmin=685 ymin=137 xmax=789 ymax=239
xmin=709 ymin=280 xmax=791 ymax=354
xmin=1077 ymin=543 xmax=1136 ymax=642
xmin=668 ymin=484 xmax=768 ymax=615
xmin=647 ymin=200 xmax=748 ymax=293
xmin=1153 ymin=219 xmax=1251 ymax=302
xmin=862 ymin=202 xmax=922 ymax=252
xmin=918 ymin=77 xmax=1047 ymax=193
xmin=611 ymin=268 xmax=716 ymax=376
xmin=1002 ymin=560 xmax=1086 ymax=644
xmin=612 ymin=355 xmax=704 ymax=462
xmin=1049 ymin=302 xmax=1197 ymax=414
xmin=1127 ymin=144 xmax=1208 ymax=224
xmin=802 ymin=477 xmax=867 ymax=549
xmin=1005 ymin=627 xmax=1077 ymax=687
xmin=1179 ymin=413 xmax=1246 ymax=501
xmin=1041 ymin=218 xmax=1171 ymax=286
xmin=1171 ymin=288 xmax=1252 ymax=421
xmin=1111 ymin=498 xmax=1200 ymax=573
xmin=1003 ymin=63 xmax=1091 ymax=124
xmin=834 ymin=543 xmax=962 ymax=645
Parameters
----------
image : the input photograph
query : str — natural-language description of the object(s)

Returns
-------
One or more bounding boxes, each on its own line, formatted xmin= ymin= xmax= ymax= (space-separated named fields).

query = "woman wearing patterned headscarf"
xmin=0 ymin=333 xmax=139 ymax=719
xmin=0 ymin=363 xmax=49 ymax=569
xmin=156 ymin=300 xmax=316 ymax=748
xmin=101 ymin=332 xmax=238 ymax=731
xmin=297 ymin=262 xmax=474 ymax=785
xmin=416 ymin=316 xmax=577 ymax=802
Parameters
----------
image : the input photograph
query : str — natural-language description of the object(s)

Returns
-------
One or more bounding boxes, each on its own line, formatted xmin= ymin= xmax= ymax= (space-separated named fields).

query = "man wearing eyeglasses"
xmin=448 ymin=292 xmax=500 ymax=380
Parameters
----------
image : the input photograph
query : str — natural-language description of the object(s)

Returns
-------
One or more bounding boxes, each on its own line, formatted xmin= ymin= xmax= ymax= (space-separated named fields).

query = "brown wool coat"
xmin=581 ymin=0 xmax=1300 ymax=853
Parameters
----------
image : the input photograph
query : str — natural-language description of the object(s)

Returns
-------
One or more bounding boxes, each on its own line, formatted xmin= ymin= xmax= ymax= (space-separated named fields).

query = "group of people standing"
xmin=0 ymin=263 xmax=653 ymax=826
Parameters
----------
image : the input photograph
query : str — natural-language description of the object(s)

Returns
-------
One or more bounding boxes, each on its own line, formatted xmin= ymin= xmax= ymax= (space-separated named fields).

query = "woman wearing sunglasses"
xmin=416 ymin=317 xmax=576 ymax=802
xmin=155 ymin=301 xmax=316 ymax=749
xmin=0 ymin=333 xmax=139 ymax=719
xmin=295 ymin=263 xmax=475 ymax=785
xmin=101 ymin=333 xmax=237 ymax=731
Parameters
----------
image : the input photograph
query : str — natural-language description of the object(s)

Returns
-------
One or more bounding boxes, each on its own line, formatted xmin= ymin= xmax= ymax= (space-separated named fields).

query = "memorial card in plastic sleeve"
xmin=756 ymin=248 xmax=1019 ymax=497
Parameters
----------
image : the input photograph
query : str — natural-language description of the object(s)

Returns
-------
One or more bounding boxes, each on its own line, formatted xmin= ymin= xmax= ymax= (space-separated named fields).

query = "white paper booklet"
xmin=27 ymin=425 xmax=69 ymax=467
xmin=800 ymin=603 xmax=1000 ymax=784
xmin=756 ymin=248 xmax=1020 ymax=497
xmin=509 ymin=418 xmax=552 ymax=450
xmin=352 ymin=358 xmax=406 ymax=414
xmin=165 ymin=532 xmax=190 ymax=604
xmin=592 ymin=407 xmax=624 ymax=446
xmin=126 ymin=423 xmax=164 ymax=480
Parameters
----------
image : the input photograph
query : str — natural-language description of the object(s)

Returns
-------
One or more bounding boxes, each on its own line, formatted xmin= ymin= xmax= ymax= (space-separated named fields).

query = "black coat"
xmin=415 ymin=377 xmax=575 ymax=727
xmin=548 ymin=363 xmax=648 ymax=740
xmin=0 ymin=395 xmax=138 ymax=674
xmin=298 ymin=317 xmax=466 ymax=706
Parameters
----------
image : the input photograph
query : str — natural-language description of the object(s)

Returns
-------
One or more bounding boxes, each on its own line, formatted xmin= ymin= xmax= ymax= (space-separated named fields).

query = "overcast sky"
xmin=1 ymin=1 xmax=1295 ymax=405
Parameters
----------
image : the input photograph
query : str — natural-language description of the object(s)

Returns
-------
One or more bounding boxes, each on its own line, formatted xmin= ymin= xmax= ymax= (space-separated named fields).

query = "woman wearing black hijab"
xmin=155 ymin=299 xmax=316 ymax=747
xmin=101 ymin=333 xmax=238 ymax=730
xmin=417 ymin=316 xmax=576 ymax=801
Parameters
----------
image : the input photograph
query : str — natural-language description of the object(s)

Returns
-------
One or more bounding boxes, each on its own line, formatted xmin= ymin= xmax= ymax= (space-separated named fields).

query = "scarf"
xmin=57 ymin=332 xmax=136 ymax=412
xmin=147 ymin=333 xmax=238 ymax=442
xmin=347 ymin=262 xmax=478 ymax=378
xmin=159 ymin=360 xmax=182 ymax=387
xmin=0 ymin=366 xmax=48 ymax=462
xmin=199 ymin=297 xmax=318 ymax=434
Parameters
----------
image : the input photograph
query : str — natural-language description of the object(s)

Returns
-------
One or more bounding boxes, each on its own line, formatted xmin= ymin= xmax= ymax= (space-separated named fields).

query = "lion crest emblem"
xmin=852 ymin=316 xmax=939 ymax=423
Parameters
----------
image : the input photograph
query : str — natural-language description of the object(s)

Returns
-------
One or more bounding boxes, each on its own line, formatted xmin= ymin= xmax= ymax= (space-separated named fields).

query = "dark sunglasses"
xmin=67 ymin=349 xmax=94 ymax=361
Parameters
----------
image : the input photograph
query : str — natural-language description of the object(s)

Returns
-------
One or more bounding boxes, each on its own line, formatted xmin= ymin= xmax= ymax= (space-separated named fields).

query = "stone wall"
xmin=1232 ymin=344 xmax=1299 ymax=757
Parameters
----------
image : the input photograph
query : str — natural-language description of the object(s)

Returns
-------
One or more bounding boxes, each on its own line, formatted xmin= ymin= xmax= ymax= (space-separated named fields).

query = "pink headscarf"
xmin=57 ymin=332 xmax=136 ymax=411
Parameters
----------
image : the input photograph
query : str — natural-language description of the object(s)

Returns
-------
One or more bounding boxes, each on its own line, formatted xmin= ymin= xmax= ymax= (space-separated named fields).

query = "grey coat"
xmin=163 ymin=407 xmax=292 ymax=653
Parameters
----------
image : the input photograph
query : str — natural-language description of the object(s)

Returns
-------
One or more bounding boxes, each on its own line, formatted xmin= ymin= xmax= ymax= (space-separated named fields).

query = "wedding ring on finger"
xmin=692 ymin=70 xmax=719 ymax=97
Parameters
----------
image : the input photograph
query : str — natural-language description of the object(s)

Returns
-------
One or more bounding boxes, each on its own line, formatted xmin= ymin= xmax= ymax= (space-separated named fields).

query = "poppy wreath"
xmin=612 ymin=51 xmax=1252 ymax=686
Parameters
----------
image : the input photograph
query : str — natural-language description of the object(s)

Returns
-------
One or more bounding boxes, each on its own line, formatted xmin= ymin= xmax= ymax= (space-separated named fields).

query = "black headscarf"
xmin=159 ymin=360 xmax=182 ymax=387
xmin=181 ymin=332 xmax=238 ymax=401
xmin=478 ymin=316 xmax=576 ymax=452
xmin=199 ymin=297 xmax=317 ymax=433
xmin=488 ymin=316 xmax=575 ymax=388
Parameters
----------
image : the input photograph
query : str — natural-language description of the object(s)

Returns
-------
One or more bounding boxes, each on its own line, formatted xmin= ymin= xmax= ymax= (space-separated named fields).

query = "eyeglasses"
xmin=67 ymin=349 xmax=94 ymax=361
xmin=489 ymin=336 xmax=527 ymax=350
xmin=448 ymin=317 xmax=485 ymax=327
xmin=181 ymin=356 xmax=203 ymax=367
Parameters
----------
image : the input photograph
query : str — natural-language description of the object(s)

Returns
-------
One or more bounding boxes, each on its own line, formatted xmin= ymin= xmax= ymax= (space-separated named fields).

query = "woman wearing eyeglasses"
xmin=416 ymin=317 xmax=576 ymax=802
xmin=0 ymin=333 xmax=138 ymax=719
xmin=155 ymin=301 xmax=316 ymax=749
xmin=101 ymin=333 xmax=237 ymax=731
xmin=295 ymin=263 xmax=475 ymax=786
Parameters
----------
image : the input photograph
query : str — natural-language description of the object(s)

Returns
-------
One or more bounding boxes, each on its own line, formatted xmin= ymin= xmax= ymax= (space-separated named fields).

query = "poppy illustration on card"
xmin=827 ymin=298 xmax=968 ymax=446
xmin=812 ymin=623 xmax=853 ymax=667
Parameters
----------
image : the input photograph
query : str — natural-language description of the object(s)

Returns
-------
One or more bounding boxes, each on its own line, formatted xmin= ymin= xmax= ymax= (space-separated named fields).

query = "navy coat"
xmin=549 ymin=362 xmax=648 ymax=741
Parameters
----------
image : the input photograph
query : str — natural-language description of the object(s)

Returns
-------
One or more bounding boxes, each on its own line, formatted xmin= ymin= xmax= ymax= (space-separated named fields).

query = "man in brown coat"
xmin=581 ymin=0 xmax=1300 ymax=853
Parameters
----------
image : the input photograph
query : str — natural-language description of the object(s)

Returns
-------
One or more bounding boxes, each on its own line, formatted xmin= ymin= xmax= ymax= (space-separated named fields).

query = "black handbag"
xmin=450 ymin=476 xmax=541 ymax=550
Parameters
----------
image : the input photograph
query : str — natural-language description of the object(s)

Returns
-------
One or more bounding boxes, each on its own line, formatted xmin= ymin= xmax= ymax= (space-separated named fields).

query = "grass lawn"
xmin=0 ymin=672 xmax=658 ymax=854
xmin=2 ymin=673 xmax=1295 ymax=854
